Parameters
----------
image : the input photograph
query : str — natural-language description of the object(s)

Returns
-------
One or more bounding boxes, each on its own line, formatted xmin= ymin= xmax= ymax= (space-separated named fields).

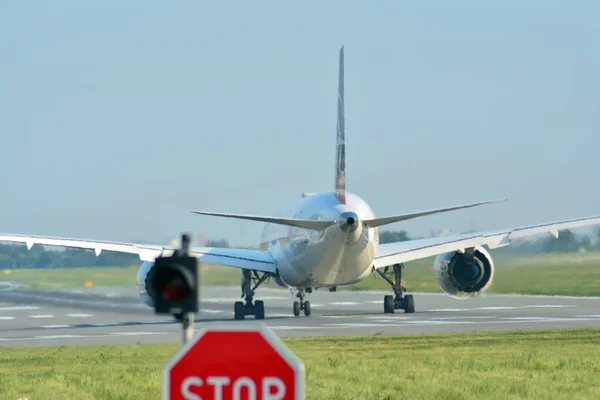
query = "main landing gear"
xmin=374 ymin=263 xmax=415 ymax=314
xmin=293 ymin=288 xmax=311 ymax=317
xmin=234 ymin=269 xmax=270 ymax=320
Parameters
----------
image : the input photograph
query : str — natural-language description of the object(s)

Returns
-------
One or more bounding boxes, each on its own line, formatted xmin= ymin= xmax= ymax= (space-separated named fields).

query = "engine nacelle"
xmin=136 ymin=261 xmax=155 ymax=308
xmin=433 ymin=246 xmax=494 ymax=299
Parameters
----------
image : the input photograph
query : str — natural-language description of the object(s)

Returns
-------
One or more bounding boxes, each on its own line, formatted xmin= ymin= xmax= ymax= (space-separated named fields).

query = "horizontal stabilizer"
xmin=191 ymin=211 xmax=336 ymax=230
xmin=363 ymin=198 xmax=508 ymax=228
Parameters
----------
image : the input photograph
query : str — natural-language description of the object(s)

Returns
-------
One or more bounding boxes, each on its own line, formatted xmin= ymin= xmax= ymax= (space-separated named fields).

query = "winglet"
xmin=334 ymin=45 xmax=346 ymax=204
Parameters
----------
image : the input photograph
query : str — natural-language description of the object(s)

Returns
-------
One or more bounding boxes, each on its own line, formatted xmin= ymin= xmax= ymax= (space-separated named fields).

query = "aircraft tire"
xmin=384 ymin=295 xmax=395 ymax=313
xmin=255 ymin=300 xmax=265 ymax=319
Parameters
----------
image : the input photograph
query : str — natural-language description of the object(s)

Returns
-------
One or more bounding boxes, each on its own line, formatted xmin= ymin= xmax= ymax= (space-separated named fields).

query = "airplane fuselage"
xmin=260 ymin=190 xmax=379 ymax=288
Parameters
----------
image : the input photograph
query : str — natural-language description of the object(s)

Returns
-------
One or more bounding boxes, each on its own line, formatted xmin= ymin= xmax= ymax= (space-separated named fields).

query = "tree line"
xmin=0 ymin=228 xmax=598 ymax=269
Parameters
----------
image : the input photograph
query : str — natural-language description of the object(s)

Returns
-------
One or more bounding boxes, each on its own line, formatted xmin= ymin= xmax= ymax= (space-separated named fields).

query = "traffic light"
xmin=151 ymin=253 xmax=199 ymax=315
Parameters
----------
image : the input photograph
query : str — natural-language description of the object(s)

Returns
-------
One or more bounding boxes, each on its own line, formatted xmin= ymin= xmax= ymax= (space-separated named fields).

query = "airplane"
xmin=1 ymin=46 xmax=600 ymax=321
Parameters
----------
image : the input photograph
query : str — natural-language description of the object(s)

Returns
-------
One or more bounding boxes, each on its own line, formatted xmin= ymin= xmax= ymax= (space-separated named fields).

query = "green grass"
xmin=2 ymin=251 xmax=600 ymax=296
xmin=1 ymin=328 xmax=600 ymax=399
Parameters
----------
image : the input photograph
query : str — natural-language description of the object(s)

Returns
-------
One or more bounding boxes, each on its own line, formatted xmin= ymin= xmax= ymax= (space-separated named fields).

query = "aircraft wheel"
xmin=384 ymin=295 xmax=395 ymax=313
xmin=234 ymin=301 xmax=245 ymax=320
xmin=304 ymin=301 xmax=311 ymax=316
xmin=293 ymin=301 xmax=300 ymax=316
xmin=404 ymin=295 xmax=415 ymax=313
xmin=254 ymin=300 xmax=265 ymax=320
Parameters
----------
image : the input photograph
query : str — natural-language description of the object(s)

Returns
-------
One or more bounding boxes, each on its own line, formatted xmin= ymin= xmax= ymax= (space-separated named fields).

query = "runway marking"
xmin=0 ymin=306 xmax=40 ymax=311
xmin=0 ymin=316 xmax=15 ymax=320
xmin=112 ymin=332 xmax=164 ymax=336
xmin=202 ymin=296 xmax=288 ymax=303
xmin=269 ymin=325 xmax=329 ymax=330
xmin=431 ymin=316 xmax=496 ymax=320
xmin=323 ymin=323 xmax=396 ymax=328
xmin=576 ymin=315 xmax=600 ymax=318
xmin=398 ymin=320 xmax=470 ymax=325
xmin=29 ymin=315 xmax=54 ymax=318
xmin=201 ymin=309 xmax=224 ymax=314
xmin=329 ymin=302 xmax=360 ymax=306
xmin=41 ymin=324 xmax=71 ymax=329
xmin=67 ymin=313 xmax=93 ymax=317
xmin=427 ymin=305 xmax=575 ymax=313
xmin=528 ymin=305 xmax=576 ymax=308
xmin=35 ymin=334 xmax=84 ymax=339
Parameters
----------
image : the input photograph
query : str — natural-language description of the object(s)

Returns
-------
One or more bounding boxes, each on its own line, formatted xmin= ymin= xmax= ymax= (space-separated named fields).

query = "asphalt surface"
xmin=1 ymin=283 xmax=600 ymax=347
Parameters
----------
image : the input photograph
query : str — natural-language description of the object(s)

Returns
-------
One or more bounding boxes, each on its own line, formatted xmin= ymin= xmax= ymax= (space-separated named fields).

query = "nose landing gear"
xmin=293 ymin=288 xmax=311 ymax=317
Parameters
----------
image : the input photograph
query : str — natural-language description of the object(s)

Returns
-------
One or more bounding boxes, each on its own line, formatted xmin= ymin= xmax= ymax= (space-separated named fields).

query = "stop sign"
xmin=163 ymin=325 xmax=305 ymax=400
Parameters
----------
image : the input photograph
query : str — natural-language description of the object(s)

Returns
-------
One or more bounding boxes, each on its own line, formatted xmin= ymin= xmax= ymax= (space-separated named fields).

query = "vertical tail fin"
xmin=334 ymin=46 xmax=346 ymax=203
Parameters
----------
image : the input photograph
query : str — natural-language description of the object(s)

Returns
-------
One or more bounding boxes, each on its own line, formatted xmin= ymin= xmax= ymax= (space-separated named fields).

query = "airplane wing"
xmin=373 ymin=215 xmax=600 ymax=269
xmin=0 ymin=233 xmax=277 ymax=274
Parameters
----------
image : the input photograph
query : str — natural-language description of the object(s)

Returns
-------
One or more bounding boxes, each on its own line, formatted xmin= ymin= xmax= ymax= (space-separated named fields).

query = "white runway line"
xmin=35 ymin=334 xmax=84 ymax=339
xmin=527 ymin=305 xmax=577 ymax=308
xmin=112 ymin=332 xmax=164 ymax=336
xmin=0 ymin=316 xmax=15 ymax=320
xmin=268 ymin=325 xmax=325 ymax=331
xmin=67 ymin=313 xmax=93 ymax=317
xmin=29 ymin=315 xmax=54 ymax=318
xmin=201 ymin=309 xmax=224 ymax=314
xmin=41 ymin=324 xmax=71 ymax=329
xmin=430 ymin=316 xmax=496 ymax=320
xmin=202 ymin=296 xmax=288 ymax=303
xmin=329 ymin=301 xmax=360 ymax=306
xmin=427 ymin=305 xmax=575 ymax=313
xmin=324 ymin=323 xmax=396 ymax=328
xmin=0 ymin=306 xmax=40 ymax=311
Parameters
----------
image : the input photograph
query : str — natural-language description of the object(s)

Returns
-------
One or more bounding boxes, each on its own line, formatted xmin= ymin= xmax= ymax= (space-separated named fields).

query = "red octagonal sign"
xmin=163 ymin=325 xmax=305 ymax=400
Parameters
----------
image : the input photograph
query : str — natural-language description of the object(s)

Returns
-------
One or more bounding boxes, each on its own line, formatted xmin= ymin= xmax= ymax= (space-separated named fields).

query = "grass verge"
xmin=2 ymin=252 xmax=600 ymax=296
xmin=1 ymin=328 xmax=600 ymax=399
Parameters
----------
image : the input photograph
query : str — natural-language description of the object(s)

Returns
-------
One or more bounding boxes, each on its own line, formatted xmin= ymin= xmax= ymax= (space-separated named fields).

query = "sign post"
xmin=163 ymin=325 xmax=305 ymax=400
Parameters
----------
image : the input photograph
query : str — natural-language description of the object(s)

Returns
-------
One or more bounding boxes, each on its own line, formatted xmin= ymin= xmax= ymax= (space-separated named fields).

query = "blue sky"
xmin=0 ymin=1 xmax=598 ymax=246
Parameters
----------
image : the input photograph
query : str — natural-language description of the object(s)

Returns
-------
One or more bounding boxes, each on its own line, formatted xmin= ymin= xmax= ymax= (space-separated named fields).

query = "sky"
xmin=0 ymin=1 xmax=599 ymax=247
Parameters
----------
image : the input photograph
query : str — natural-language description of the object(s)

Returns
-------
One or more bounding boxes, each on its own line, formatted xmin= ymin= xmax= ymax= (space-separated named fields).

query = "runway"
xmin=1 ymin=284 xmax=600 ymax=347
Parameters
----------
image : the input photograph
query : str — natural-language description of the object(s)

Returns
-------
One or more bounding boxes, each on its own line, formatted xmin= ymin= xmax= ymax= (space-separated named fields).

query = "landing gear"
xmin=375 ymin=263 xmax=415 ymax=314
xmin=234 ymin=269 xmax=270 ymax=320
xmin=293 ymin=288 xmax=311 ymax=317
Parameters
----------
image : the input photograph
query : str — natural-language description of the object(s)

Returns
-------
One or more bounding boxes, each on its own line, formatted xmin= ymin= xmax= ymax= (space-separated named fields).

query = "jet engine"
xmin=136 ymin=261 xmax=155 ymax=307
xmin=433 ymin=246 xmax=494 ymax=299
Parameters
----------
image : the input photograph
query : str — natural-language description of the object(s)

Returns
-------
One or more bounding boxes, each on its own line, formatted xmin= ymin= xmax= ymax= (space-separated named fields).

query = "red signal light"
xmin=160 ymin=276 xmax=191 ymax=302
